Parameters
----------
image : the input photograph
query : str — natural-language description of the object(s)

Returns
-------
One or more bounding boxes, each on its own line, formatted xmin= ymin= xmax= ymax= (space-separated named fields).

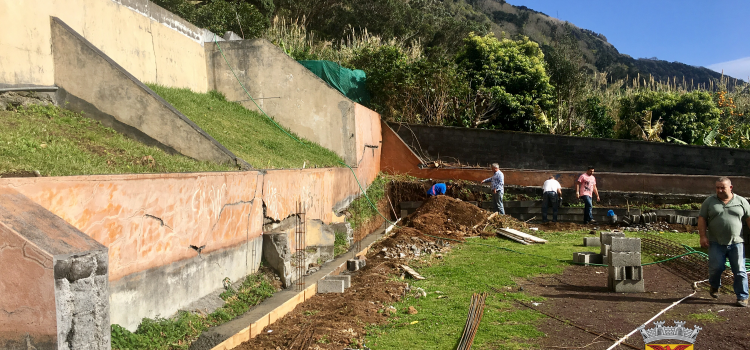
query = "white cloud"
xmin=708 ymin=56 xmax=750 ymax=81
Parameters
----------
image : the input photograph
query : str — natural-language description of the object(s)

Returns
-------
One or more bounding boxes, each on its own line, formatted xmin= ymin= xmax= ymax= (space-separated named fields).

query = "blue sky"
xmin=506 ymin=0 xmax=750 ymax=81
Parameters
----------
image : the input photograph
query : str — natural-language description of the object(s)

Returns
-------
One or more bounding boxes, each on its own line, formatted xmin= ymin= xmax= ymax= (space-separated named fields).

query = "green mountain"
xmin=473 ymin=0 xmax=729 ymax=86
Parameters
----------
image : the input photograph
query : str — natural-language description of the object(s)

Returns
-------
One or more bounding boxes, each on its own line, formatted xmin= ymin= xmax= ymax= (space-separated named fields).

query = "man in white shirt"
xmin=542 ymin=176 xmax=562 ymax=223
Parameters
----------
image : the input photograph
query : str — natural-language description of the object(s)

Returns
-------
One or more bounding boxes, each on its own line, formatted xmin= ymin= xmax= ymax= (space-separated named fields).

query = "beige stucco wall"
xmin=0 ymin=0 xmax=207 ymax=92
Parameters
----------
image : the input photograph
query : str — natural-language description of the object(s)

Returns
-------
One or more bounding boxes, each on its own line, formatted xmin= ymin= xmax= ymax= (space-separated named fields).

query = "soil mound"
xmin=405 ymin=195 xmax=489 ymax=237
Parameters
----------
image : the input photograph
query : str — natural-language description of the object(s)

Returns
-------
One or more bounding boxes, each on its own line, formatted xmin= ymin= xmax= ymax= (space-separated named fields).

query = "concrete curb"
xmin=199 ymin=224 xmax=389 ymax=350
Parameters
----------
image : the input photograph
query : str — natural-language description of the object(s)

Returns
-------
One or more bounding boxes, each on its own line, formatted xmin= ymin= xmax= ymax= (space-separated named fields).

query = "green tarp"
xmin=298 ymin=60 xmax=370 ymax=106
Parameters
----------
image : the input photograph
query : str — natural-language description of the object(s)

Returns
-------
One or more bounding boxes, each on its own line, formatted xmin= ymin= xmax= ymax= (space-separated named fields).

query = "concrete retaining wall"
xmin=381 ymin=122 xmax=750 ymax=196
xmin=0 ymin=120 xmax=379 ymax=330
xmin=0 ymin=188 xmax=109 ymax=350
xmin=51 ymin=17 xmax=241 ymax=166
xmin=0 ymin=0 xmax=208 ymax=92
xmin=205 ymin=39 xmax=367 ymax=166
xmin=389 ymin=122 xmax=750 ymax=176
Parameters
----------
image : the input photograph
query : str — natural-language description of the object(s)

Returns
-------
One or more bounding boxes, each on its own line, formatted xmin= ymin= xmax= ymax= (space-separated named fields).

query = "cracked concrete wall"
xmin=0 ymin=188 xmax=109 ymax=350
xmin=0 ymin=0 xmax=208 ymax=91
xmin=0 ymin=130 xmax=380 ymax=331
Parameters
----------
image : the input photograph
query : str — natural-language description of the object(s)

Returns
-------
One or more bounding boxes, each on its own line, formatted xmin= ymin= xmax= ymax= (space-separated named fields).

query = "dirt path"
xmin=524 ymin=264 xmax=750 ymax=350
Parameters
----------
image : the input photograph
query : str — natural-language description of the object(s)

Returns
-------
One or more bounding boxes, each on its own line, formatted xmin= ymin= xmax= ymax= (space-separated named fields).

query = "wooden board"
xmin=498 ymin=228 xmax=547 ymax=243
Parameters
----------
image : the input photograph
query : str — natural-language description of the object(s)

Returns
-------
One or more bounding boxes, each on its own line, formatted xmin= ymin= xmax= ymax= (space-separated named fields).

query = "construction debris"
xmin=400 ymin=265 xmax=426 ymax=280
xmin=497 ymin=227 xmax=547 ymax=244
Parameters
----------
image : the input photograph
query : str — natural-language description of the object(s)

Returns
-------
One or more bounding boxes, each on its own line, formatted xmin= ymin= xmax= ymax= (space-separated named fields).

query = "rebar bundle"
xmin=457 ymin=292 xmax=488 ymax=350
xmin=640 ymin=233 xmax=733 ymax=291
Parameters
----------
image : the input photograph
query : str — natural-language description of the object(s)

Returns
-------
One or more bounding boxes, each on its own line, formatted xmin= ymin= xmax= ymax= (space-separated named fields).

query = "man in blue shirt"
xmin=481 ymin=163 xmax=505 ymax=214
xmin=427 ymin=182 xmax=452 ymax=196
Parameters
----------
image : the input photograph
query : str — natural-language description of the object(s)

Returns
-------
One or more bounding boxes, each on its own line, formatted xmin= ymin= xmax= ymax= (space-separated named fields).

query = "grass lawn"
xmin=0 ymin=104 xmax=233 ymax=176
xmin=148 ymin=85 xmax=344 ymax=169
xmin=365 ymin=229 xmax=701 ymax=349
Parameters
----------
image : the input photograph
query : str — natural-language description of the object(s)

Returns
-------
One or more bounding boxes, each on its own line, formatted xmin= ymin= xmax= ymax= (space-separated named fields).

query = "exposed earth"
xmin=230 ymin=196 xmax=719 ymax=349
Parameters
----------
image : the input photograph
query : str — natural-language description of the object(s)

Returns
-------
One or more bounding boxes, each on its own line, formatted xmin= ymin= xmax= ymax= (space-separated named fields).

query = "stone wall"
xmin=390 ymin=123 xmax=750 ymax=176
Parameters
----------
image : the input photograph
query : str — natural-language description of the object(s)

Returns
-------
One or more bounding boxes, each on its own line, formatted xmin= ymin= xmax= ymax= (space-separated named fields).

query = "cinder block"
xmin=600 ymin=231 xmax=626 ymax=245
xmin=607 ymin=252 xmax=642 ymax=266
xmin=609 ymin=265 xmax=643 ymax=281
xmin=347 ymin=258 xmax=365 ymax=271
xmin=573 ymin=252 xmax=603 ymax=265
xmin=600 ymin=244 xmax=610 ymax=257
xmin=608 ymin=278 xmax=645 ymax=293
xmin=691 ymin=217 xmax=698 ymax=226
xmin=317 ymin=279 xmax=344 ymax=293
xmin=632 ymin=215 xmax=641 ymax=224
xmin=667 ymin=215 xmax=676 ymax=224
xmin=611 ymin=237 xmax=641 ymax=252
xmin=583 ymin=237 xmax=601 ymax=247
xmin=325 ymin=275 xmax=351 ymax=288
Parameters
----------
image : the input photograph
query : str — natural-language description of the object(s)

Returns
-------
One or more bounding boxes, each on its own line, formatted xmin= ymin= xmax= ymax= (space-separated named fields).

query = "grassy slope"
xmin=0 ymin=105 xmax=233 ymax=176
xmin=366 ymin=230 xmax=700 ymax=349
xmin=148 ymin=85 xmax=344 ymax=169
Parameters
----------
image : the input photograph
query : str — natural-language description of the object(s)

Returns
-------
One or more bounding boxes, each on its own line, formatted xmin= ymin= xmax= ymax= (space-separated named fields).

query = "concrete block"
xmin=583 ymin=237 xmax=601 ymax=247
xmin=573 ymin=252 xmax=603 ymax=265
xmin=632 ymin=215 xmax=641 ymax=224
xmin=317 ymin=279 xmax=344 ymax=293
xmin=325 ymin=275 xmax=351 ymax=289
xmin=600 ymin=231 xmax=626 ymax=245
xmin=691 ymin=217 xmax=698 ymax=226
xmin=607 ymin=252 xmax=641 ymax=266
xmin=600 ymin=244 xmax=610 ymax=257
xmin=608 ymin=279 xmax=645 ymax=293
xmin=611 ymin=237 xmax=641 ymax=252
xmin=347 ymin=258 xmax=366 ymax=271
xmin=609 ymin=266 xmax=643 ymax=281
xmin=667 ymin=215 xmax=676 ymax=224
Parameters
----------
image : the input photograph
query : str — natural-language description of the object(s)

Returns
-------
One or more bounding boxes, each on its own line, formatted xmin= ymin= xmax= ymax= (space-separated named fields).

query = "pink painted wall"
xmin=0 ymin=105 xmax=381 ymax=283
xmin=0 ymin=223 xmax=56 ymax=345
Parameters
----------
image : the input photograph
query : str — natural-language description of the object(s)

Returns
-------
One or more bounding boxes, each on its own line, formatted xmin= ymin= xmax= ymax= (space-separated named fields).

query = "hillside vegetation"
xmin=148 ymin=85 xmax=344 ymax=169
xmin=0 ymin=101 xmax=234 ymax=177
xmin=155 ymin=0 xmax=750 ymax=149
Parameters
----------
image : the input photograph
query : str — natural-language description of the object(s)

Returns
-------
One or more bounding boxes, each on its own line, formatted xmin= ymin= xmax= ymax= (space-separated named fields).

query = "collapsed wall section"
xmin=0 ymin=0 xmax=208 ymax=92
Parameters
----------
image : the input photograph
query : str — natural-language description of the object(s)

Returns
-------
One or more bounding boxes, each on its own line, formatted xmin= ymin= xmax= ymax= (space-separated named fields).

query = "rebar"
xmin=640 ymin=233 xmax=733 ymax=291
xmin=295 ymin=201 xmax=306 ymax=291
xmin=457 ymin=292 xmax=487 ymax=350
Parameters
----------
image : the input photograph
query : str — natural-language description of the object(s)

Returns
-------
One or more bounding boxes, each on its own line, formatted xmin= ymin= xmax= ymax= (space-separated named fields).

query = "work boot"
xmin=737 ymin=299 xmax=748 ymax=307
xmin=709 ymin=287 xmax=719 ymax=299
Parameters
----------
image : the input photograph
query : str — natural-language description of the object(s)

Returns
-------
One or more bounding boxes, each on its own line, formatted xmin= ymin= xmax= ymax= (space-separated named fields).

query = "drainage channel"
xmin=192 ymin=223 xmax=394 ymax=350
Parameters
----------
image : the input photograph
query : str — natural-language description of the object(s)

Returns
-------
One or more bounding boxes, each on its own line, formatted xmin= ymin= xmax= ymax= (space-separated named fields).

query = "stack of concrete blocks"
xmin=317 ymin=275 xmax=351 ymax=294
xmin=607 ymin=237 xmax=645 ymax=293
xmin=600 ymin=231 xmax=625 ymax=259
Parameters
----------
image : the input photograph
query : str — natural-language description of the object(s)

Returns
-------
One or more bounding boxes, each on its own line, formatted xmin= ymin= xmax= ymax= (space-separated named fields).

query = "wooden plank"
xmin=498 ymin=228 xmax=547 ymax=243
xmin=400 ymin=265 xmax=426 ymax=280
xmin=495 ymin=230 xmax=531 ymax=245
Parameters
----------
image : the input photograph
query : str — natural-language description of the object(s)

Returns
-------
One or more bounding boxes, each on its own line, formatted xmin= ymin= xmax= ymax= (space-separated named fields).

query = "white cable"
xmin=605 ymin=279 xmax=708 ymax=350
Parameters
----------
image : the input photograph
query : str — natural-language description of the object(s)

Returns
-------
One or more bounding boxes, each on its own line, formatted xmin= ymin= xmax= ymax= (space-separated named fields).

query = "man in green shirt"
xmin=698 ymin=177 xmax=750 ymax=307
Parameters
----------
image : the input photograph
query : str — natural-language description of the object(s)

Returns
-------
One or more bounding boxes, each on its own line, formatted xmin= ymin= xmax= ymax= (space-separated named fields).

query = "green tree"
xmin=153 ymin=0 xmax=269 ymax=39
xmin=455 ymin=33 xmax=554 ymax=131
xmin=544 ymin=27 xmax=588 ymax=134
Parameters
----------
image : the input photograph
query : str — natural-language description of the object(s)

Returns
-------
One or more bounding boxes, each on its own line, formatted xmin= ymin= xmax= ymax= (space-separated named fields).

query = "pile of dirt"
xmin=404 ymin=195 xmax=499 ymax=238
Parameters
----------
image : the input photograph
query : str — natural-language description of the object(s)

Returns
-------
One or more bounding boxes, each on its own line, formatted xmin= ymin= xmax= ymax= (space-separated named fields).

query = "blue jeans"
xmin=542 ymin=191 xmax=559 ymax=222
xmin=708 ymin=242 xmax=749 ymax=300
xmin=493 ymin=191 xmax=505 ymax=214
xmin=581 ymin=195 xmax=593 ymax=223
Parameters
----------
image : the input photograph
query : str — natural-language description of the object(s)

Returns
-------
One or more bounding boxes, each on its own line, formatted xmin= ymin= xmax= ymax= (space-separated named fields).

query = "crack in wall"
xmin=143 ymin=214 xmax=172 ymax=230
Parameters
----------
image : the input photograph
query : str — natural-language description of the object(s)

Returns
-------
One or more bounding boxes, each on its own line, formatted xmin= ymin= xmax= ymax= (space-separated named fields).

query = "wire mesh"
xmin=640 ymin=233 xmax=733 ymax=291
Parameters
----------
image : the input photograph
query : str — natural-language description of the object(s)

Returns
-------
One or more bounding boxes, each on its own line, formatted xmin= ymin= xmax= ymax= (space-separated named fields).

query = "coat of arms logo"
xmin=639 ymin=320 xmax=701 ymax=350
